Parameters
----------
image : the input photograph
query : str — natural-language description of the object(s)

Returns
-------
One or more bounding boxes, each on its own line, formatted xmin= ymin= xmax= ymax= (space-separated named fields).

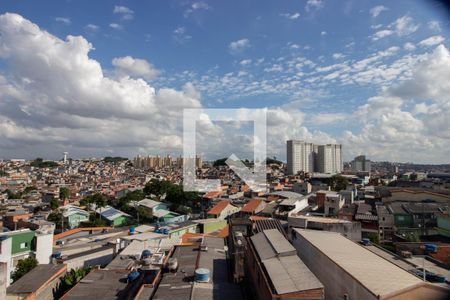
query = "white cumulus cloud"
xmin=112 ymin=56 xmax=160 ymax=80
xmin=229 ymin=38 xmax=250 ymax=54
xmin=369 ymin=5 xmax=388 ymax=18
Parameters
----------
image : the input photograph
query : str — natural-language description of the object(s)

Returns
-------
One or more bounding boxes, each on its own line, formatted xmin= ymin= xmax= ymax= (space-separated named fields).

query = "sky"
xmin=0 ymin=0 xmax=449 ymax=163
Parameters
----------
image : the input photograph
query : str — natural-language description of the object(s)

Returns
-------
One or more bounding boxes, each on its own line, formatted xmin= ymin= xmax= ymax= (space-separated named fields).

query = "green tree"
xmin=409 ymin=173 xmax=418 ymax=181
xmin=116 ymin=190 xmax=145 ymax=212
xmin=330 ymin=175 xmax=349 ymax=192
xmin=50 ymin=198 xmax=61 ymax=210
xmin=59 ymin=187 xmax=70 ymax=201
xmin=80 ymin=193 xmax=106 ymax=211
xmin=11 ymin=257 xmax=38 ymax=282
xmin=5 ymin=189 xmax=22 ymax=199
xmin=54 ymin=266 xmax=92 ymax=298
xmin=47 ymin=212 xmax=63 ymax=230
xmin=367 ymin=232 xmax=380 ymax=244
xmin=93 ymin=193 xmax=107 ymax=209
xmin=405 ymin=231 xmax=421 ymax=242
xmin=23 ymin=186 xmax=37 ymax=194
xmin=143 ymin=179 xmax=172 ymax=197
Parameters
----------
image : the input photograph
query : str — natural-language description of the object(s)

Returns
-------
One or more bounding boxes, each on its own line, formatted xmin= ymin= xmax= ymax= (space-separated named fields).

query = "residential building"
xmin=437 ymin=214 xmax=450 ymax=238
xmin=292 ymin=229 xmax=449 ymax=300
xmin=292 ymin=181 xmax=312 ymax=195
xmin=0 ymin=229 xmax=52 ymax=286
xmin=246 ymin=229 xmax=324 ymax=299
xmin=61 ymin=205 xmax=89 ymax=229
xmin=137 ymin=199 xmax=170 ymax=217
xmin=6 ymin=264 xmax=66 ymax=300
xmin=323 ymin=191 xmax=344 ymax=216
xmin=286 ymin=140 xmax=316 ymax=175
xmin=351 ymin=155 xmax=371 ymax=172
xmin=240 ymin=199 xmax=266 ymax=216
xmin=287 ymin=215 xmax=362 ymax=241
xmin=286 ymin=141 xmax=343 ymax=175
xmin=95 ymin=206 xmax=131 ymax=226
xmin=317 ymin=144 xmax=343 ymax=174
xmin=206 ymin=200 xmax=240 ymax=219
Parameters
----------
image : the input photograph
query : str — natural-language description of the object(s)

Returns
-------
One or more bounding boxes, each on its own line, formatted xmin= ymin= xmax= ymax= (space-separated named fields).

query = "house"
xmin=271 ymin=191 xmax=309 ymax=219
xmin=0 ymin=229 xmax=53 ymax=286
xmin=193 ymin=218 xmax=228 ymax=234
xmin=246 ymin=229 xmax=324 ymax=299
xmin=6 ymin=264 xmax=67 ymax=300
xmin=61 ymin=205 xmax=89 ymax=229
xmin=207 ymin=200 xmax=240 ymax=219
xmin=2 ymin=211 xmax=32 ymax=231
xmin=240 ymin=199 xmax=266 ymax=216
xmin=324 ymin=191 xmax=345 ymax=216
xmin=96 ymin=206 xmax=131 ymax=226
xmin=156 ymin=221 xmax=198 ymax=239
xmin=137 ymin=199 xmax=170 ymax=217
xmin=153 ymin=209 xmax=189 ymax=224
xmin=292 ymin=229 xmax=449 ymax=300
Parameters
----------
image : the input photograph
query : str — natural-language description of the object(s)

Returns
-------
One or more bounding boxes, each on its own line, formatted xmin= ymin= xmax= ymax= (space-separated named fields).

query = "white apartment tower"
xmin=351 ymin=155 xmax=371 ymax=172
xmin=317 ymin=144 xmax=343 ymax=174
xmin=286 ymin=140 xmax=316 ymax=175
xmin=287 ymin=141 xmax=342 ymax=175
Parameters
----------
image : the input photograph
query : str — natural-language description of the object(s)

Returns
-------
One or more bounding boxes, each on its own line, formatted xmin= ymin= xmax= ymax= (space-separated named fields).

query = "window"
xmin=20 ymin=242 xmax=28 ymax=249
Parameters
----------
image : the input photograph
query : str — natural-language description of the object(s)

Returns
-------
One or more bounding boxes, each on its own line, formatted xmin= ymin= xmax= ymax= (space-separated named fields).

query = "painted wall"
xmin=65 ymin=247 xmax=115 ymax=270
xmin=0 ymin=262 xmax=8 ymax=300
xmin=67 ymin=213 xmax=89 ymax=229
xmin=10 ymin=231 xmax=35 ymax=255
xmin=112 ymin=216 xmax=129 ymax=226
xmin=201 ymin=220 xmax=227 ymax=234
xmin=292 ymin=231 xmax=376 ymax=300
xmin=437 ymin=216 xmax=450 ymax=238
xmin=0 ymin=238 xmax=12 ymax=287
xmin=35 ymin=233 xmax=52 ymax=264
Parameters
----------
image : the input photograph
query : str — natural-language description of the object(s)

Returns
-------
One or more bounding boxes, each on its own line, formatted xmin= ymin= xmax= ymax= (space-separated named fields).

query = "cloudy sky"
xmin=0 ymin=0 xmax=449 ymax=163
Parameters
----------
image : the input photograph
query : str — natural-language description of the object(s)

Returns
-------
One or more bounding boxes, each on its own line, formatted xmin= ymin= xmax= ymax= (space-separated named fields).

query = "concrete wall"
xmin=386 ymin=283 xmax=450 ymax=300
xmin=245 ymin=241 xmax=274 ymax=300
xmin=36 ymin=269 xmax=66 ymax=300
xmin=202 ymin=220 xmax=227 ymax=234
xmin=0 ymin=238 xmax=12 ymax=287
xmin=292 ymin=232 xmax=376 ymax=300
xmin=64 ymin=248 xmax=115 ymax=270
xmin=288 ymin=218 xmax=362 ymax=241
xmin=0 ymin=263 xmax=7 ymax=300
xmin=35 ymin=233 xmax=52 ymax=264
xmin=384 ymin=192 xmax=450 ymax=203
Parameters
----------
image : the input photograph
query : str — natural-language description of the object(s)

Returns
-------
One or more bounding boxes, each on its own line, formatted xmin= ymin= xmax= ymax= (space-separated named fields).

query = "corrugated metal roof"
xmin=250 ymin=232 xmax=276 ymax=260
xmin=264 ymin=229 xmax=295 ymax=256
xmin=263 ymin=255 xmax=323 ymax=295
xmin=294 ymin=229 xmax=423 ymax=297
xmin=253 ymin=219 xmax=286 ymax=237
xmin=250 ymin=229 xmax=294 ymax=261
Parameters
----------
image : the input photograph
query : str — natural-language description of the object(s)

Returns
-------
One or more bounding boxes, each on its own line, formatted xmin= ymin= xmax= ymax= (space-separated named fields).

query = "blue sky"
xmin=0 ymin=1 xmax=449 ymax=162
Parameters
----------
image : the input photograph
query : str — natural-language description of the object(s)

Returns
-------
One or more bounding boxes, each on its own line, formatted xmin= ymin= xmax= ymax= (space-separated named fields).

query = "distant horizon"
xmin=2 ymin=155 xmax=450 ymax=166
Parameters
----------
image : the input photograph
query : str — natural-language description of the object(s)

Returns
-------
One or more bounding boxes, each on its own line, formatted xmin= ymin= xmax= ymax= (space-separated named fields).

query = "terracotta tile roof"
xmin=203 ymin=191 xmax=221 ymax=199
xmin=241 ymin=199 xmax=263 ymax=213
xmin=249 ymin=215 xmax=268 ymax=221
xmin=207 ymin=200 xmax=232 ymax=215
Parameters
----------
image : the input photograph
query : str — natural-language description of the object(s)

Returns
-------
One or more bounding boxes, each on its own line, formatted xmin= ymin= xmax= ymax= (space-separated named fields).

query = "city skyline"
xmin=0 ymin=1 xmax=449 ymax=163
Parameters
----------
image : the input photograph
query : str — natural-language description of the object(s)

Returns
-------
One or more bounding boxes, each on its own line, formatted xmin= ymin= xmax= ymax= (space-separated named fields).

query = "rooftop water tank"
xmin=162 ymin=228 xmax=169 ymax=235
xmin=195 ymin=268 xmax=210 ymax=283
xmin=141 ymin=249 xmax=151 ymax=259
xmin=129 ymin=227 xmax=135 ymax=235
xmin=127 ymin=271 xmax=140 ymax=282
